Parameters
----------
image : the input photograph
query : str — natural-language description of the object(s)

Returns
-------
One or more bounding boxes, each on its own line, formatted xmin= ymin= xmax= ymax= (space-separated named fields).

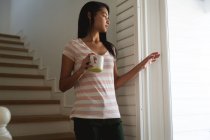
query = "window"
xmin=168 ymin=0 xmax=210 ymax=139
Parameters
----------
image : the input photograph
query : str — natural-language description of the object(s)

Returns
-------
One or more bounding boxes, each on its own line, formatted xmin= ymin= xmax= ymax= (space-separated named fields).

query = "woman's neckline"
xmin=78 ymin=38 xmax=108 ymax=56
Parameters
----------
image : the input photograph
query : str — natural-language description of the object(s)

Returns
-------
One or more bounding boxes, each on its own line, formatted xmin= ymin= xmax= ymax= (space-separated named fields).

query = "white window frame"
xmin=136 ymin=0 xmax=173 ymax=140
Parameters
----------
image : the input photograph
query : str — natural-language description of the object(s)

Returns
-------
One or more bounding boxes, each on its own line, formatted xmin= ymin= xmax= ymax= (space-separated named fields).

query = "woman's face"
xmin=92 ymin=7 xmax=110 ymax=33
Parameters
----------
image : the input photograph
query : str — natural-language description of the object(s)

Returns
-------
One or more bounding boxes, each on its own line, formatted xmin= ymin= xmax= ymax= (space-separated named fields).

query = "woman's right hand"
xmin=79 ymin=53 xmax=94 ymax=73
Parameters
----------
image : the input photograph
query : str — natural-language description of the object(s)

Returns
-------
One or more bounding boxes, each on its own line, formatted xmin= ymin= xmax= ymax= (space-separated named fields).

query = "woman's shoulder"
xmin=63 ymin=38 xmax=82 ymax=58
xmin=72 ymin=38 xmax=80 ymax=42
xmin=67 ymin=38 xmax=83 ymax=46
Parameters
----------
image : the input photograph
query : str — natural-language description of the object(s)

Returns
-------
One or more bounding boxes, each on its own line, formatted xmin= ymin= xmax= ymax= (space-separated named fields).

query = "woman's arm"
xmin=114 ymin=52 xmax=160 ymax=89
xmin=59 ymin=54 xmax=92 ymax=92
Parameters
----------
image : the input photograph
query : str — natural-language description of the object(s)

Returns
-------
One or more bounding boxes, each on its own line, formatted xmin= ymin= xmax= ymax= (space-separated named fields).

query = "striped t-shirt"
xmin=63 ymin=38 xmax=121 ymax=119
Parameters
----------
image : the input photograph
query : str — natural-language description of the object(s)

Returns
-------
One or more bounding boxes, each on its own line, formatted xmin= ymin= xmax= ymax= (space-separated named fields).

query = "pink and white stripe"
xmin=63 ymin=38 xmax=121 ymax=119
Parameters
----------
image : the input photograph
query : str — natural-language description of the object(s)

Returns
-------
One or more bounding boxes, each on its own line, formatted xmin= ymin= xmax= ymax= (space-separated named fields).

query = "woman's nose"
xmin=106 ymin=19 xmax=110 ymax=25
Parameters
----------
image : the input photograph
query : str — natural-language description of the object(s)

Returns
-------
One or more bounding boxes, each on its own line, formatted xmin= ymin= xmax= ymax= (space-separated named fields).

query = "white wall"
xmin=10 ymin=0 xmax=116 ymax=105
xmin=0 ymin=0 xmax=11 ymax=33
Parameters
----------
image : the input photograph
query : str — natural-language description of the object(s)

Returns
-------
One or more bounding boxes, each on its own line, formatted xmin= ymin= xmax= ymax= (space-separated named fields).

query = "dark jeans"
xmin=73 ymin=118 xmax=124 ymax=140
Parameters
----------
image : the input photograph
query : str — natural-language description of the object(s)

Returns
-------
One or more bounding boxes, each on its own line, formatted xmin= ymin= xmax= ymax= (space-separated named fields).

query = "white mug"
xmin=88 ymin=55 xmax=104 ymax=72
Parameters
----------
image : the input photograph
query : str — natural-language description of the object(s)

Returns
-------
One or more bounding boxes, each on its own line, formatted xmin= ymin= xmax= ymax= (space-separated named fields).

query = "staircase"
xmin=0 ymin=33 xmax=75 ymax=140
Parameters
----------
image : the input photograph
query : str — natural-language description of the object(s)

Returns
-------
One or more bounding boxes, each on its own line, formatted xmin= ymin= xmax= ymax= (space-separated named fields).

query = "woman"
xmin=59 ymin=1 xmax=160 ymax=140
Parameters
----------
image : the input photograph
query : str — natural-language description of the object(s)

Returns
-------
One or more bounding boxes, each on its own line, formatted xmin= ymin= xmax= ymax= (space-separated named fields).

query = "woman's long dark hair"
xmin=78 ymin=1 xmax=117 ymax=58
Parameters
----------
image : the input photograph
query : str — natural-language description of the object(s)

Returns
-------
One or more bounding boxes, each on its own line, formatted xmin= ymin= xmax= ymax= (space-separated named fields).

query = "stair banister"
xmin=0 ymin=106 xmax=12 ymax=140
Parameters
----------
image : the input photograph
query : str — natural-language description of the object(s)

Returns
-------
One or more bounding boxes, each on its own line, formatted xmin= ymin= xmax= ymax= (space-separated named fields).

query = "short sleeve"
xmin=62 ymin=41 xmax=75 ymax=62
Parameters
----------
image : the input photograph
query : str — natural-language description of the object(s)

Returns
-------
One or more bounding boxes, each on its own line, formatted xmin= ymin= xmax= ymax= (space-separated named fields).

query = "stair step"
xmin=0 ymin=77 xmax=45 ymax=86
xmin=0 ymin=46 xmax=29 ymax=56
xmin=4 ymin=104 xmax=61 ymax=116
xmin=0 ymin=90 xmax=52 ymax=100
xmin=0 ymin=100 xmax=61 ymax=116
xmin=0 ymin=66 xmax=41 ymax=75
xmin=0 ymin=72 xmax=46 ymax=86
xmin=0 ymin=100 xmax=59 ymax=105
xmin=0 ymin=50 xmax=29 ymax=56
xmin=0 ymin=37 xmax=21 ymax=42
xmin=0 ymin=38 xmax=24 ymax=45
xmin=0 ymin=85 xmax=51 ymax=90
xmin=0 ymin=33 xmax=20 ymax=39
xmin=0 ymin=43 xmax=26 ymax=48
xmin=8 ymin=115 xmax=72 ymax=136
xmin=0 ymin=53 xmax=33 ymax=60
xmin=8 ymin=117 xmax=73 ymax=136
xmin=13 ymin=132 xmax=75 ymax=140
xmin=0 ymin=57 xmax=34 ymax=65
xmin=0 ymin=73 xmax=44 ymax=79
xmin=10 ymin=114 xmax=69 ymax=123
xmin=0 ymin=45 xmax=28 ymax=52
xmin=0 ymin=62 xmax=38 ymax=68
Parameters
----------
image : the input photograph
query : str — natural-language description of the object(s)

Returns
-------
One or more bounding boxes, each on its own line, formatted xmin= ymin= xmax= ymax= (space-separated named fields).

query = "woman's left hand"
xmin=141 ymin=52 xmax=160 ymax=69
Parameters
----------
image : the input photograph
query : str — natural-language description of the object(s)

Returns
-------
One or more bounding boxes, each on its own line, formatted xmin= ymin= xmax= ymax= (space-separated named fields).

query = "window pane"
xmin=168 ymin=0 xmax=210 ymax=140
